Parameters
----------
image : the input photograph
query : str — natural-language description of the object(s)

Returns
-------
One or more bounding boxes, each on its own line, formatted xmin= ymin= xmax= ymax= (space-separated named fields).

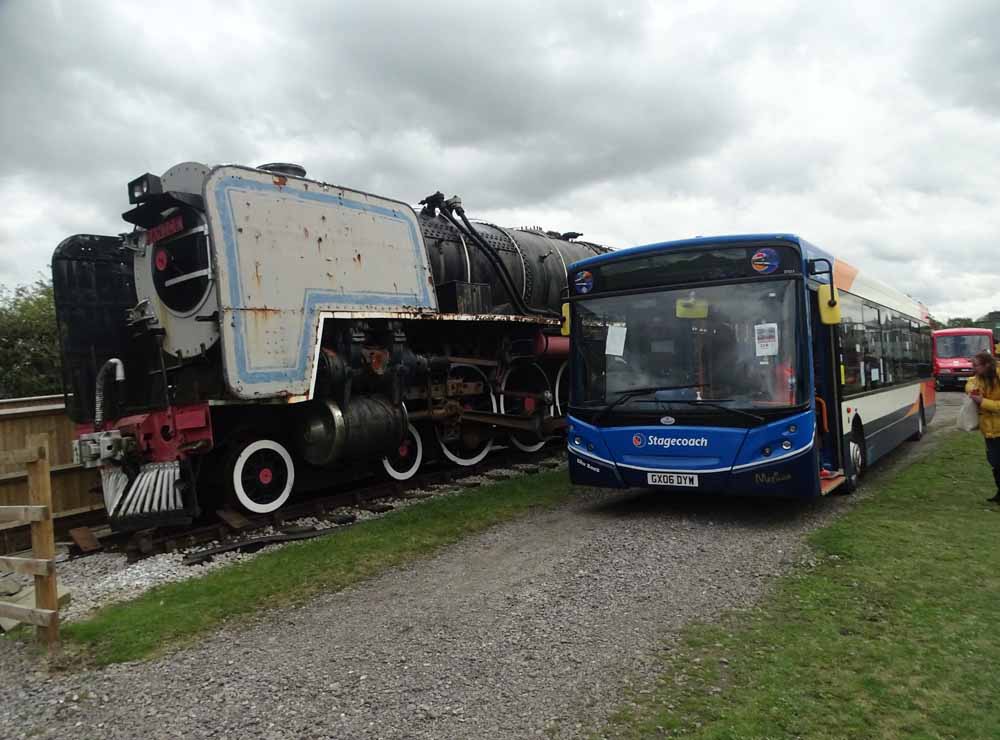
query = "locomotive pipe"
xmin=422 ymin=191 xmax=552 ymax=317
xmin=94 ymin=358 xmax=125 ymax=430
xmin=454 ymin=205 xmax=559 ymax=318
xmin=533 ymin=331 xmax=570 ymax=358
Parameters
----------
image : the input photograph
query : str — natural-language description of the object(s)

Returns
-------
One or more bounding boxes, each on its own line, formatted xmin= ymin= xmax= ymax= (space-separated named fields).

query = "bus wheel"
xmin=844 ymin=422 xmax=866 ymax=494
xmin=907 ymin=404 xmax=926 ymax=442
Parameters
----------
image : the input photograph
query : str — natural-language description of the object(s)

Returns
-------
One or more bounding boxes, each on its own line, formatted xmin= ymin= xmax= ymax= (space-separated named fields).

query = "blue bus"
xmin=564 ymin=234 xmax=935 ymax=497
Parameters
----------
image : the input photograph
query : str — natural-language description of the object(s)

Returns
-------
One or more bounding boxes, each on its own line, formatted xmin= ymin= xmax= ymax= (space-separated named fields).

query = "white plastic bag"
xmin=957 ymin=396 xmax=980 ymax=432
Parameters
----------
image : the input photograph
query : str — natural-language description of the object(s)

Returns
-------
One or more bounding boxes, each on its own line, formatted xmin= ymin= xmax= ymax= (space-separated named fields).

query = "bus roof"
xmin=933 ymin=327 xmax=993 ymax=336
xmin=569 ymin=232 xmax=929 ymax=323
xmin=569 ymin=233 xmax=802 ymax=270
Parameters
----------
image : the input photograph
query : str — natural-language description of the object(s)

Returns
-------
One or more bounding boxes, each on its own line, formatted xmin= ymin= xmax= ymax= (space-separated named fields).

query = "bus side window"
xmin=862 ymin=302 xmax=882 ymax=389
xmin=837 ymin=293 xmax=865 ymax=395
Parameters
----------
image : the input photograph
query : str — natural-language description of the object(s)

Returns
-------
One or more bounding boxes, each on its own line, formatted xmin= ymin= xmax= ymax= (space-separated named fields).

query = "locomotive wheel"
xmin=381 ymin=422 xmax=424 ymax=481
xmin=554 ymin=360 xmax=569 ymax=417
xmin=227 ymin=438 xmax=295 ymax=514
xmin=500 ymin=362 xmax=553 ymax=453
xmin=435 ymin=364 xmax=497 ymax=466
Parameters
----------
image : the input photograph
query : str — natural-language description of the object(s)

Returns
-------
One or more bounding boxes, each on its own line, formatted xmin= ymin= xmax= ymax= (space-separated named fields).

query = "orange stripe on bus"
xmin=833 ymin=259 xmax=859 ymax=291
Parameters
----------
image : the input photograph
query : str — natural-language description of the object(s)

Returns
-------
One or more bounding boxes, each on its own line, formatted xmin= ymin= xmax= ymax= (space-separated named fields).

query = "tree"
xmin=977 ymin=311 xmax=1000 ymax=325
xmin=946 ymin=317 xmax=975 ymax=328
xmin=0 ymin=278 xmax=61 ymax=399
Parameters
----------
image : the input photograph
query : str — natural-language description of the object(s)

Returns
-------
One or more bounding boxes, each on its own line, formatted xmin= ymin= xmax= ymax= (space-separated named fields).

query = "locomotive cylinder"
xmin=295 ymin=397 xmax=407 ymax=468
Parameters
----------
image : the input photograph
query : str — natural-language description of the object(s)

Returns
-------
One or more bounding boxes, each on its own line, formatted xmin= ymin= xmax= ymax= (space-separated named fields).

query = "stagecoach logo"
xmin=574 ymin=270 xmax=594 ymax=294
xmin=660 ymin=416 xmax=676 ymax=426
xmin=632 ymin=434 xmax=709 ymax=449
xmin=750 ymin=247 xmax=780 ymax=275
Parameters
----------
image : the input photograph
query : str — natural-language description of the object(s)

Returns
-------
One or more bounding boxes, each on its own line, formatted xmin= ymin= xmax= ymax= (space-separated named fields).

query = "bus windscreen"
xmin=571 ymin=278 xmax=805 ymax=416
xmin=936 ymin=334 xmax=992 ymax=358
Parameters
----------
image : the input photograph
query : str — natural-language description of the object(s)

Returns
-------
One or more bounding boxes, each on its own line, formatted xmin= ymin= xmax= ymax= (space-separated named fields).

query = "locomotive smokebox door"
xmin=203 ymin=166 xmax=438 ymax=400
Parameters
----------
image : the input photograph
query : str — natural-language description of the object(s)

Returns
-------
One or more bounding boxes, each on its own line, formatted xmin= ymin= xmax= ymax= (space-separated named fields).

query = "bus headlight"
xmin=762 ymin=446 xmax=772 ymax=456
xmin=782 ymin=440 xmax=793 ymax=450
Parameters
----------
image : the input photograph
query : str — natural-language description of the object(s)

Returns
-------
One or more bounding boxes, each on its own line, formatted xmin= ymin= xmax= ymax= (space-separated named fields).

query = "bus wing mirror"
xmin=561 ymin=303 xmax=571 ymax=336
xmin=676 ymin=298 xmax=708 ymax=319
xmin=817 ymin=284 xmax=841 ymax=325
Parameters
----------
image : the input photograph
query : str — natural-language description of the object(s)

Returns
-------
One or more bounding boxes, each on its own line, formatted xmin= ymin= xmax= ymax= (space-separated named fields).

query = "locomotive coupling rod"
xmin=498 ymin=389 xmax=551 ymax=402
xmin=405 ymin=408 xmax=455 ymax=422
xmin=459 ymin=410 xmax=542 ymax=434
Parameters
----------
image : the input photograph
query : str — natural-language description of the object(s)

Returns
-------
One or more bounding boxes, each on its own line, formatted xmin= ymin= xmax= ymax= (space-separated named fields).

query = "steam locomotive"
xmin=53 ymin=162 xmax=608 ymax=530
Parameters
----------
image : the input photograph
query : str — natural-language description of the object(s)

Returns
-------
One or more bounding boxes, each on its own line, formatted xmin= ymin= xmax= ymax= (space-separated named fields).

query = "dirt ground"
xmin=0 ymin=391 xmax=964 ymax=740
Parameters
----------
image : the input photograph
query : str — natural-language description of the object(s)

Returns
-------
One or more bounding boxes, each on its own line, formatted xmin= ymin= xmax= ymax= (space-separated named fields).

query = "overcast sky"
xmin=1 ymin=0 xmax=997 ymax=320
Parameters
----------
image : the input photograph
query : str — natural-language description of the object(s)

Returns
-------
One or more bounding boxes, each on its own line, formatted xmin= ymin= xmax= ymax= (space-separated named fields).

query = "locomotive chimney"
xmin=258 ymin=162 xmax=307 ymax=178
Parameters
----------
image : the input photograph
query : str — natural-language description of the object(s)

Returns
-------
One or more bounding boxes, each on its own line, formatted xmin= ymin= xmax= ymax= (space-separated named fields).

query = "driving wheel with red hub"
xmin=381 ymin=422 xmax=424 ymax=481
xmin=227 ymin=437 xmax=295 ymax=514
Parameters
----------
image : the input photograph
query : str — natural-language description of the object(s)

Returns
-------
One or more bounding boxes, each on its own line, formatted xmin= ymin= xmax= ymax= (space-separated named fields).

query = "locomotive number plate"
xmin=647 ymin=472 xmax=699 ymax=487
xmin=146 ymin=215 xmax=185 ymax=246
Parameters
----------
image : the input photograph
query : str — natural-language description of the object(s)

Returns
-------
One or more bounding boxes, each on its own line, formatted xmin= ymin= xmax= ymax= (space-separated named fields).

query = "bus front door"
xmin=811 ymin=289 xmax=844 ymax=487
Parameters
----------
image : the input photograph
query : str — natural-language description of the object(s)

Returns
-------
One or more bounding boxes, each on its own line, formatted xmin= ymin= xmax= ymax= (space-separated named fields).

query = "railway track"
xmin=84 ymin=443 xmax=567 ymax=563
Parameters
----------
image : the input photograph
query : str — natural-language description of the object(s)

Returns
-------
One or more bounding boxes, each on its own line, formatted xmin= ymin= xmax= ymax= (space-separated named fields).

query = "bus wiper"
xmin=664 ymin=399 xmax=765 ymax=423
xmin=595 ymin=384 xmax=704 ymax=423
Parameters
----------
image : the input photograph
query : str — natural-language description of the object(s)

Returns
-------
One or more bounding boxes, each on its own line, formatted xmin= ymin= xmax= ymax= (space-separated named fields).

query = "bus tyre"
xmin=907 ymin=404 xmax=925 ymax=442
xmin=843 ymin=423 xmax=866 ymax=494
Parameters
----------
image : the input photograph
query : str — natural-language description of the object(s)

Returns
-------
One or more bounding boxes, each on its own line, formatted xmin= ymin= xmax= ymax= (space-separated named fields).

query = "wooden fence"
xmin=0 ymin=434 xmax=60 ymax=646
xmin=0 ymin=395 xmax=104 ymax=554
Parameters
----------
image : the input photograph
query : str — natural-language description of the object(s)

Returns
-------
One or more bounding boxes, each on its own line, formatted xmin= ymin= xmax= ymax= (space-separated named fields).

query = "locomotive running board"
xmin=101 ymin=461 xmax=197 ymax=531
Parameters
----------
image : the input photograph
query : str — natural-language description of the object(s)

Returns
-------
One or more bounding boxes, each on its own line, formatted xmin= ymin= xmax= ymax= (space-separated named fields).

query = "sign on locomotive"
xmin=53 ymin=162 xmax=608 ymax=530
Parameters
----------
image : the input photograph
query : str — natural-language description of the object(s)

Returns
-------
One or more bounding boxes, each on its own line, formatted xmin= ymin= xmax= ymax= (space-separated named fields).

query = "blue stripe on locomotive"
xmin=211 ymin=175 xmax=434 ymax=387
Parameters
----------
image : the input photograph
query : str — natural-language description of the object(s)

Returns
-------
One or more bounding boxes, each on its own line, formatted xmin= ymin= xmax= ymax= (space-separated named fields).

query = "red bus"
xmin=932 ymin=327 xmax=995 ymax=390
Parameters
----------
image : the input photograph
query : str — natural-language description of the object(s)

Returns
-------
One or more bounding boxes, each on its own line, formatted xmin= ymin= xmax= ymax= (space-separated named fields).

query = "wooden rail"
xmin=0 ymin=433 xmax=59 ymax=647
xmin=0 ymin=395 xmax=104 ymax=555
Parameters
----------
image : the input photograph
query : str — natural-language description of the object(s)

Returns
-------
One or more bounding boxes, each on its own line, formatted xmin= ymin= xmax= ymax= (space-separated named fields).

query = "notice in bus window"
xmin=755 ymin=323 xmax=779 ymax=357
xmin=605 ymin=324 xmax=627 ymax=356
xmin=871 ymin=367 xmax=880 ymax=382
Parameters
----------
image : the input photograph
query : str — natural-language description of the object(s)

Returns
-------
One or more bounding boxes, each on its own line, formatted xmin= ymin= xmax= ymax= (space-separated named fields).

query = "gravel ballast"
xmin=0 ymin=398 xmax=960 ymax=739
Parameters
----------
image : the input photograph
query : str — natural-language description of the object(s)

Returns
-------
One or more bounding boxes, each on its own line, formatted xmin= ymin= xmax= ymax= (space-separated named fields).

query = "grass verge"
xmin=607 ymin=430 xmax=1000 ymax=739
xmin=63 ymin=470 xmax=570 ymax=665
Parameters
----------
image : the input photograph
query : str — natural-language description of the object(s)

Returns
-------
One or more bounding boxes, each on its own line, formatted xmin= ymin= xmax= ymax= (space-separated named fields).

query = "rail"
xmin=0 ymin=395 xmax=103 ymax=555
xmin=0 ymin=434 xmax=60 ymax=648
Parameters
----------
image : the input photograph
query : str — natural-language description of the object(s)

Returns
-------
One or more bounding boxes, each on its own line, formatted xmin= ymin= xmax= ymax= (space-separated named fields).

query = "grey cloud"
xmin=912 ymin=0 xmax=1000 ymax=114
xmin=0 ymin=0 xmax=749 ymax=249
xmin=1 ymin=0 xmax=999 ymax=323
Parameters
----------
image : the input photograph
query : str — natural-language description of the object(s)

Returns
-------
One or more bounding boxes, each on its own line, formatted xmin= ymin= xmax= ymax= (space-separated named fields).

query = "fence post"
xmin=26 ymin=433 xmax=58 ymax=647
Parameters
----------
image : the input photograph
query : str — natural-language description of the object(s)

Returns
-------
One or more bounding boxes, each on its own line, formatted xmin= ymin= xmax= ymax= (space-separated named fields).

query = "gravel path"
xmin=0 ymin=395 xmax=961 ymax=740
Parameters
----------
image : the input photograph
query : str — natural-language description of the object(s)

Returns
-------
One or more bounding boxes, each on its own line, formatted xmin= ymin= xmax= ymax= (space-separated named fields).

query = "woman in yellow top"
xmin=966 ymin=350 xmax=1000 ymax=503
